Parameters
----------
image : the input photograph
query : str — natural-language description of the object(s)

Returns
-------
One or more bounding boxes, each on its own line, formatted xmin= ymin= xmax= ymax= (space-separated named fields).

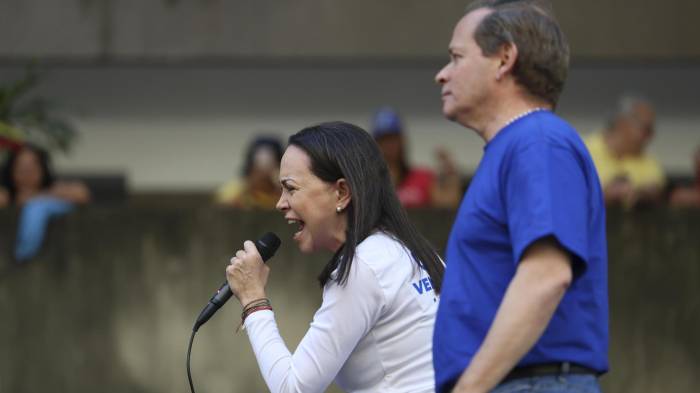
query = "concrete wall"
xmin=2 ymin=0 xmax=700 ymax=61
xmin=1 ymin=64 xmax=698 ymax=191
xmin=0 ymin=208 xmax=699 ymax=392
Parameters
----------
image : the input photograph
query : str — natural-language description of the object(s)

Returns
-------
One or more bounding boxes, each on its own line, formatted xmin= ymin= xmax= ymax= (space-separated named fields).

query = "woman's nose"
xmin=275 ymin=194 xmax=287 ymax=211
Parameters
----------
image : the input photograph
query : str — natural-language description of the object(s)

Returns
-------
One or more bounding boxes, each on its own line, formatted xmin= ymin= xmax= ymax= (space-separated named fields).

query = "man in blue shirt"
xmin=432 ymin=1 xmax=608 ymax=392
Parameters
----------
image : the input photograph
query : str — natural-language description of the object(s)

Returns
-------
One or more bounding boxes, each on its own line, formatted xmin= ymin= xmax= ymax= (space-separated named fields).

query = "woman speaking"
xmin=226 ymin=121 xmax=444 ymax=393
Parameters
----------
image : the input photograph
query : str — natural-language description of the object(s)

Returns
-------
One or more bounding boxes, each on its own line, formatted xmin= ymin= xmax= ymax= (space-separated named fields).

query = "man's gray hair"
xmin=607 ymin=94 xmax=654 ymax=129
xmin=464 ymin=0 xmax=569 ymax=107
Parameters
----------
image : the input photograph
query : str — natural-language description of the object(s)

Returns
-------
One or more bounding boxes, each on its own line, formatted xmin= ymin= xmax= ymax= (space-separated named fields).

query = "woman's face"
xmin=276 ymin=145 xmax=348 ymax=254
xmin=13 ymin=149 xmax=43 ymax=192
xmin=248 ymin=146 xmax=280 ymax=189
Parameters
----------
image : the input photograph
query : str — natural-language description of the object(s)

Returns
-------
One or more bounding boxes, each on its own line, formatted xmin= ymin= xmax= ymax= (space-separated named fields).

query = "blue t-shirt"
xmin=433 ymin=111 xmax=609 ymax=393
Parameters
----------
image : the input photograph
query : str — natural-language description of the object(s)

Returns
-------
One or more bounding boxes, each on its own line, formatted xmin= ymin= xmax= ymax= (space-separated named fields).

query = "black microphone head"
xmin=255 ymin=232 xmax=281 ymax=261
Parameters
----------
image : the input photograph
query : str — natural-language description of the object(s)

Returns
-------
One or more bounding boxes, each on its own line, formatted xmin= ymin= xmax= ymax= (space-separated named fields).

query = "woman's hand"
xmin=226 ymin=240 xmax=271 ymax=306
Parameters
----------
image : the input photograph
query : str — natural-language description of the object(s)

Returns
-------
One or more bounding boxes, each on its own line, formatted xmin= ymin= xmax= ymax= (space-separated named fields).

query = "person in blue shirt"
xmin=432 ymin=1 xmax=608 ymax=393
xmin=0 ymin=144 xmax=90 ymax=261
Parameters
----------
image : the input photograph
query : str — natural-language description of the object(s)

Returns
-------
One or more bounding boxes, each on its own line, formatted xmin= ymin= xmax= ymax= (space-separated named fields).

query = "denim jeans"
xmin=491 ymin=374 xmax=602 ymax=393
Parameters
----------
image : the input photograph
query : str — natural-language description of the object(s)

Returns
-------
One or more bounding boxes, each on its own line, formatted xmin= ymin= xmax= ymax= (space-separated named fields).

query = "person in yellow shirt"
xmin=585 ymin=96 xmax=665 ymax=206
xmin=215 ymin=136 xmax=283 ymax=209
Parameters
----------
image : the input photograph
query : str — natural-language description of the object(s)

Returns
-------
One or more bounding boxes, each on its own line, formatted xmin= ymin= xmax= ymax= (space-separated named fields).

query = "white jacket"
xmin=244 ymin=232 xmax=438 ymax=393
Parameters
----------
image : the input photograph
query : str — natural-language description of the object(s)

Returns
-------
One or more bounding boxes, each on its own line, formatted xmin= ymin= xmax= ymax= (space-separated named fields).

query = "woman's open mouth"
xmin=287 ymin=219 xmax=305 ymax=240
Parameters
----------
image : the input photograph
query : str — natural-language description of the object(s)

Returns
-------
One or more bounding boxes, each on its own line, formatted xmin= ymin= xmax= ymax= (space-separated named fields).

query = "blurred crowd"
xmin=1 ymin=97 xmax=699 ymax=263
xmin=583 ymin=95 xmax=699 ymax=209
xmin=0 ymin=143 xmax=90 ymax=261
xmin=212 ymin=100 xmax=700 ymax=214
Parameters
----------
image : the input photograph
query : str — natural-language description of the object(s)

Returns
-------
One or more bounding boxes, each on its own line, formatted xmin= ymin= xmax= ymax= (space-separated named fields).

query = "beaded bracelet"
xmin=237 ymin=298 xmax=272 ymax=332
xmin=242 ymin=298 xmax=269 ymax=309
xmin=242 ymin=300 xmax=270 ymax=315
xmin=243 ymin=298 xmax=269 ymax=309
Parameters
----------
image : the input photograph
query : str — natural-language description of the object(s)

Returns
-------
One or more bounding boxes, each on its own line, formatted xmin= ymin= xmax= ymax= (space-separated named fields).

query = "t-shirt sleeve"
xmin=243 ymin=259 xmax=385 ymax=393
xmin=502 ymin=137 xmax=591 ymax=272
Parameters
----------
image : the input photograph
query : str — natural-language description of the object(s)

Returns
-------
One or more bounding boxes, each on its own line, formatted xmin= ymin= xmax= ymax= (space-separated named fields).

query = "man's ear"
xmin=335 ymin=178 xmax=352 ymax=210
xmin=496 ymin=42 xmax=518 ymax=81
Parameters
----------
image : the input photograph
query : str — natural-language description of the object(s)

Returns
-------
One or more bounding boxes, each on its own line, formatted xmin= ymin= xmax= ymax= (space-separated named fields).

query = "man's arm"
xmin=452 ymin=237 xmax=573 ymax=393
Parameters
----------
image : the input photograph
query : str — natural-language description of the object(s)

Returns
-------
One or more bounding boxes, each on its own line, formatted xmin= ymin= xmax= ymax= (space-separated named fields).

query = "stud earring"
xmin=336 ymin=206 xmax=342 ymax=213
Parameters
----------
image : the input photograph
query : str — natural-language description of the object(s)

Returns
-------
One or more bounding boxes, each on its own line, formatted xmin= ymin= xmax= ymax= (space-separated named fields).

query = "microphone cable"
xmin=185 ymin=232 xmax=280 ymax=393
xmin=187 ymin=329 xmax=197 ymax=393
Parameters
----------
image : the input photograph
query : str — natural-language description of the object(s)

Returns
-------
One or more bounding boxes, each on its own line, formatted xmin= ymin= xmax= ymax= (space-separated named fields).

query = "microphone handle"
xmin=211 ymin=280 xmax=233 ymax=306
xmin=193 ymin=234 xmax=280 ymax=331
xmin=193 ymin=282 xmax=232 ymax=332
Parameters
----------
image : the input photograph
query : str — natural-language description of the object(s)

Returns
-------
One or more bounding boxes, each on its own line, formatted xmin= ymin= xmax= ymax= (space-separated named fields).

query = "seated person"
xmin=0 ymin=144 xmax=90 ymax=261
xmin=670 ymin=146 xmax=700 ymax=207
xmin=371 ymin=107 xmax=462 ymax=208
xmin=585 ymin=95 xmax=665 ymax=207
xmin=215 ymin=136 xmax=283 ymax=209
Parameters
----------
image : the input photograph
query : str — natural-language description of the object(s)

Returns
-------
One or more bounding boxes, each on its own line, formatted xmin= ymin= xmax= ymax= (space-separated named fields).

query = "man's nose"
xmin=435 ymin=65 xmax=449 ymax=85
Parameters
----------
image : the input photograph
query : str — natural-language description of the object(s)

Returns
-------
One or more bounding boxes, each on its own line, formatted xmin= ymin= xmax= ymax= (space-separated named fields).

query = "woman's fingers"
xmin=243 ymin=240 xmax=260 ymax=258
xmin=226 ymin=242 xmax=269 ymax=305
xmin=229 ymin=241 xmax=263 ymax=267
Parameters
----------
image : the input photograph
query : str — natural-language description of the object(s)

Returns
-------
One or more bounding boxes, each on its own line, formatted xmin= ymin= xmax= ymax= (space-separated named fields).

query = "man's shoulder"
xmin=583 ymin=131 xmax=609 ymax=159
xmin=495 ymin=117 xmax=580 ymax=160
xmin=583 ymin=131 xmax=605 ymax=146
xmin=509 ymin=111 xmax=578 ymax=143
xmin=215 ymin=179 xmax=243 ymax=202
xmin=623 ymin=152 xmax=665 ymax=183
xmin=631 ymin=152 xmax=663 ymax=167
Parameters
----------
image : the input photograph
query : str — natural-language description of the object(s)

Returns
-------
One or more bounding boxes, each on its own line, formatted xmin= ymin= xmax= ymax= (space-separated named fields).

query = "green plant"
xmin=0 ymin=67 xmax=79 ymax=153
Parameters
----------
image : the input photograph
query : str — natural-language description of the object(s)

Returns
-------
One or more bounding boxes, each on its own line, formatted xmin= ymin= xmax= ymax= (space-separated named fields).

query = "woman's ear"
xmin=335 ymin=178 xmax=352 ymax=211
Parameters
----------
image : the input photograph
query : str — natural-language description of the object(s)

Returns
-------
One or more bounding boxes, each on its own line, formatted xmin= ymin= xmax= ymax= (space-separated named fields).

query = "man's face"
xmin=435 ymin=8 xmax=499 ymax=125
xmin=619 ymin=102 xmax=655 ymax=155
xmin=375 ymin=134 xmax=403 ymax=165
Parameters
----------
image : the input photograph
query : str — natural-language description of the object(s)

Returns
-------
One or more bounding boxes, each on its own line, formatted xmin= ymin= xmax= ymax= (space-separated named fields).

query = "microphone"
xmin=193 ymin=232 xmax=281 ymax=332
